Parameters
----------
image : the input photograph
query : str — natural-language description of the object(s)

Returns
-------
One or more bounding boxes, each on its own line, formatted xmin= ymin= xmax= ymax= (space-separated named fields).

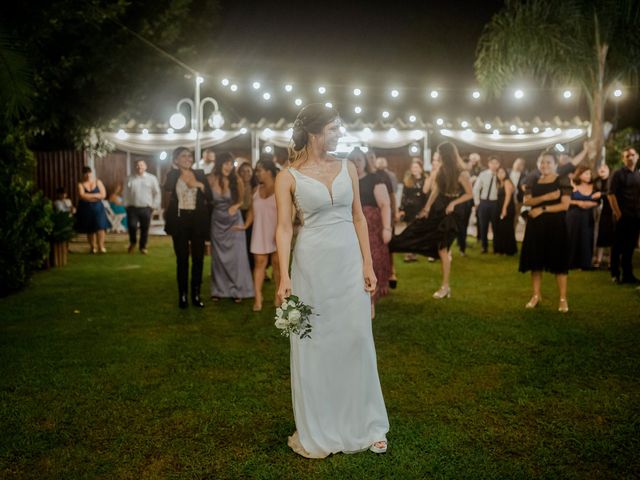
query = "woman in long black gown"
xmin=389 ymin=142 xmax=473 ymax=299
xmin=519 ymin=151 xmax=571 ymax=312
xmin=566 ymin=165 xmax=601 ymax=270
xmin=493 ymin=166 xmax=517 ymax=255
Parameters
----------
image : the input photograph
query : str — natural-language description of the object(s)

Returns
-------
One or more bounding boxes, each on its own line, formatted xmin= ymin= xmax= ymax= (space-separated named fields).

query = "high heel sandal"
xmin=558 ymin=298 xmax=569 ymax=313
xmin=525 ymin=295 xmax=541 ymax=309
xmin=432 ymin=286 xmax=451 ymax=299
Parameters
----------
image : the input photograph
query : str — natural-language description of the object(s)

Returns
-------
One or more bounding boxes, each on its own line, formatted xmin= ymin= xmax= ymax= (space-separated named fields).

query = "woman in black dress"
xmin=566 ymin=165 xmax=601 ymax=270
xmin=390 ymin=142 xmax=473 ymax=299
xmin=519 ymin=151 xmax=571 ymax=312
xmin=398 ymin=159 xmax=426 ymax=262
xmin=164 ymin=147 xmax=213 ymax=309
xmin=594 ymin=163 xmax=613 ymax=268
xmin=493 ymin=166 xmax=517 ymax=255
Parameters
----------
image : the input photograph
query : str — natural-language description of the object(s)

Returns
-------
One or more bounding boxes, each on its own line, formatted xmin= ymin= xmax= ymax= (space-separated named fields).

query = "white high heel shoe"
xmin=432 ymin=286 xmax=451 ymax=299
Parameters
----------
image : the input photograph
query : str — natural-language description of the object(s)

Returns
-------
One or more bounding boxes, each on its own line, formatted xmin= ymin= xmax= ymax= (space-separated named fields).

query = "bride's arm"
xmin=275 ymin=170 xmax=295 ymax=302
xmin=348 ymin=162 xmax=376 ymax=293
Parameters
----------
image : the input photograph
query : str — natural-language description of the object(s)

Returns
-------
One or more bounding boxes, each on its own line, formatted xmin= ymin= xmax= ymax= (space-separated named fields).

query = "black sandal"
xmin=389 ymin=279 xmax=397 ymax=289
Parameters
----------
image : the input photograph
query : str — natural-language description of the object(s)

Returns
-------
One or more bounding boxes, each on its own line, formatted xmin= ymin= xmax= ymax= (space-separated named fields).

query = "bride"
xmin=275 ymin=103 xmax=389 ymax=458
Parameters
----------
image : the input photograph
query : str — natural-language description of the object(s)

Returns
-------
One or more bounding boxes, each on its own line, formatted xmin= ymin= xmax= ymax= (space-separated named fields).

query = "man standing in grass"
xmin=124 ymin=159 xmax=161 ymax=255
xmin=608 ymin=147 xmax=640 ymax=284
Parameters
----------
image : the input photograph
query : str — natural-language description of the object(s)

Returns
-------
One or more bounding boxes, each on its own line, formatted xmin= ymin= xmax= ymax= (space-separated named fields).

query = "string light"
xmin=430 ymin=90 xmax=439 ymax=99
xmin=563 ymin=90 xmax=572 ymax=99
xmin=325 ymin=102 xmax=333 ymax=108
xmin=230 ymin=84 xmax=238 ymax=92
xmin=409 ymin=114 xmax=416 ymax=122
xmin=510 ymin=125 xmax=517 ymax=132
xmin=354 ymin=106 xmax=362 ymax=114
xmin=196 ymin=76 xmax=204 ymax=85
xmin=116 ymin=129 xmax=128 ymax=140
xmin=252 ymin=81 xmax=261 ymax=90
xmin=460 ymin=120 xmax=469 ymax=128
xmin=294 ymin=98 xmax=303 ymax=106
xmin=517 ymin=127 xmax=525 ymax=134
xmin=318 ymin=86 xmax=326 ymax=94
xmin=613 ymin=89 xmax=623 ymax=98
xmin=472 ymin=90 xmax=481 ymax=99
xmin=284 ymin=84 xmax=293 ymax=92
xmin=221 ymin=78 xmax=229 ymax=86
xmin=382 ymin=111 xmax=390 ymax=119
xmin=353 ymin=88 xmax=362 ymax=96
xmin=263 ymin=92 xmax=271 ymax=100
xmin=514 ymin=89 xmax=524 ymax=99
xmin=532 ymin=127 xmax=540 ymax=133
xmin=484 ymin=123 xmax=492 ymax=130
xmin=159 ymin=151 xmax=167 ymax=160
xmin=391 ymin=89 xmax=399 ymax=98
xmin=436 ymin=118 xmax=444 ymax=126
xmin=167 ymin=128 xmax=174 ymax=134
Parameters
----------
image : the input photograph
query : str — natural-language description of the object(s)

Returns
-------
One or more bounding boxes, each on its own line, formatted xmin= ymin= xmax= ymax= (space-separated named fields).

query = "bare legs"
xmin=438 ymin=247 xmax=450 ymax=289
xmin=253 ymin=252 xmax=280 ymax=311
xmin=527 ymin=271 xmax=568 ymax=311
xmin=87 ymin=230 xmax=106 ymax=253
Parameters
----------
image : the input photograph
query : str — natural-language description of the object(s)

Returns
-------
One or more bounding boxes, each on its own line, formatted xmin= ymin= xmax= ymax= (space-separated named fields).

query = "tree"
xmin=475 ymin=0 xmax=640 ymax=165
xmin=1 ymin=0 xmax=221 ymax=149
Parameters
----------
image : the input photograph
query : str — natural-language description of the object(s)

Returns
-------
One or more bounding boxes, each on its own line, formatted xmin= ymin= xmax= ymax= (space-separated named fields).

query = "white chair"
xmin=102 ymin=200 xmax=127 ymax=233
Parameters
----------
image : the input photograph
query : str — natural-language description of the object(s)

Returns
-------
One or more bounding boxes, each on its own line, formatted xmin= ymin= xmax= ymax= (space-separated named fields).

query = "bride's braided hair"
xmin=288 ymin=103 xmax=339 ymax=164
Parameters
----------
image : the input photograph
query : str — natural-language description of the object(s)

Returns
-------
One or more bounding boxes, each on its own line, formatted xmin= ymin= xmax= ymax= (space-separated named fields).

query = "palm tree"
xmin=0 ymin=29 xmax=33 ymax=125
xmin=475 ymin=0 xmax=640 ymax=165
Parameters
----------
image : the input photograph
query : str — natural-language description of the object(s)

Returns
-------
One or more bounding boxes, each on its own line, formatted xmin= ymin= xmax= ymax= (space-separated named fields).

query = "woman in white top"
xmin=164 ymin=147 xmax=213 ymax=309
xmin=276 ymin=103 xmax=389 ymax=458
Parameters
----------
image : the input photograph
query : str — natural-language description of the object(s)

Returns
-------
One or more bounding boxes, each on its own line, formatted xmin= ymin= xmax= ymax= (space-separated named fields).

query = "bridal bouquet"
xmin=275 ymin=295 xmax=315 ymax=339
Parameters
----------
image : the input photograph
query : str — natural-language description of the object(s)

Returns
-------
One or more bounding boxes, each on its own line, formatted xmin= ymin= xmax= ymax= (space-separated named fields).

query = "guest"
xmin=456 ymin=156 xmax=474 ymax=256
xmin=390 ymin=142 xmax=473 ymax=299
xmin=207 ymin=152 xmax=254 ymax=302
xmin=108 ymin=183 xmax=128 ymax=231
xmin=519 ymin=151 xmax=571 ymax=312
xmin=566 ymin=165 xmax=600 ymax=270
xmin=608 ymin=147 xmax=640 ymax=284
xmin=594 ymin=164 xmax=613 ymax=268
xmin=164 ymin=147 xmax=213 ymax=308
xmin=467 ymin=152 xmax=483 ymax=182
xmin=237 ymin=161 xmax=256 ymax=269
xmin=54 ymin=187 xmax=75 ymax=214
xmin=422 ymin=153 xmax=442 ymax=263
xmin=494 ymin=166 xmax=517 ymax=255
xmin=234 ymin=160 xmax=280 ymax=311
xmin=398 ymin=159 xmax=426 ymax=262
xmin=349 ymin=148 xmax=392 ymax=318
xmin=509 ymin=157 xmax=527 ymax=228
xmin=124 ymin=160 xmax=160 ymax=254
xmin=375 ymin=157 xmax=398 ymax=196
xmin=473 ymin=156 xmax=501 ymax=253
xmin=75 ymin=166 xmax=110 ymax=254
xmin=198 ymin=147 xmax=216 ymax=174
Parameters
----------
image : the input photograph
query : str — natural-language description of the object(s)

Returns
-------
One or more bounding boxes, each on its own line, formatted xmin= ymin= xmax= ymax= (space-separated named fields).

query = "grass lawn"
xmin=1 ymin=235 xmax=639 ymax=479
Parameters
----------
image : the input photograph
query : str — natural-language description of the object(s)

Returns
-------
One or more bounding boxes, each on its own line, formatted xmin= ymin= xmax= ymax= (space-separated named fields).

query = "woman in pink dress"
xmin=235 ymin=160 xmax=280 ymax=311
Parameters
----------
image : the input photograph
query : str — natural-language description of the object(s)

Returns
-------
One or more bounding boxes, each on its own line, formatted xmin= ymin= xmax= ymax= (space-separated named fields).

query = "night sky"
xmin=147 ymin=0 xmax=632 ymax=128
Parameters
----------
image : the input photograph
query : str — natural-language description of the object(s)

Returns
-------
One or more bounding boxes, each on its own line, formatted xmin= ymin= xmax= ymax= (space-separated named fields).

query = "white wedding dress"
xmin=287 ymin=159 xmax=389 ymax=458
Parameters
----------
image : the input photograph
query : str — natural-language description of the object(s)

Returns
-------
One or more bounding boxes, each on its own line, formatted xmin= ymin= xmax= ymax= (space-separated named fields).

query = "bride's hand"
xmin=277 ymin=276 xmax=292 ymax=304
xmin=363 ymin=264 xmax=377 ymax=293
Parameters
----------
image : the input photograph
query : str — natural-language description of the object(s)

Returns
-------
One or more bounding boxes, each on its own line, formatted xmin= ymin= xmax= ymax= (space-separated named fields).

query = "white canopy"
xmin=439 ymin=127 xmax=588 ymax=151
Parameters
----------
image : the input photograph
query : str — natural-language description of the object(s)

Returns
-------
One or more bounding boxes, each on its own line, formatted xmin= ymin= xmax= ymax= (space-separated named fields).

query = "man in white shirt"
xmin=473 ymin=156 xmax=501 ymax=253
xmin=123 ymin=160 xmax=161 ymax=254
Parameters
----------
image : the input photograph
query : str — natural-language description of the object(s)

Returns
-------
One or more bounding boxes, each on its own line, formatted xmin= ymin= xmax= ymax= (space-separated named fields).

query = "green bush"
xmin=0 ymin=130 xmax=52 ymax=296
xmin=49 ymin=209 xmax=75 ymax=243
xmin=605 ymin=127 xmax=640 ymax=168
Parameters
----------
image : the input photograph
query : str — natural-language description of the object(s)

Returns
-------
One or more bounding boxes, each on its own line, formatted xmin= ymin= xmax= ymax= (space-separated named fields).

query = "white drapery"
xmin=103 ymin=129 xmax=247 ymax=155
xmin=259 ymin=128 xmax=426 ymax=149
xmin=438 ymin=128 xmax=588 ymax=151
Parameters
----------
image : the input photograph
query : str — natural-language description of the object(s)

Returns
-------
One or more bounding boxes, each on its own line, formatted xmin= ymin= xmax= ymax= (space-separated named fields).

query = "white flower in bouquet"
xmin=288 ymin=309 xmax=301 ymax=324
xmin=274 ymin=295 xmax=315 ymax=339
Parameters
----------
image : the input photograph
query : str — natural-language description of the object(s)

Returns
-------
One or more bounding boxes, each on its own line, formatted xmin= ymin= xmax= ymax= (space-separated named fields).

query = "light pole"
xmin=169 ymin=75 xmax=224 ymax=164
